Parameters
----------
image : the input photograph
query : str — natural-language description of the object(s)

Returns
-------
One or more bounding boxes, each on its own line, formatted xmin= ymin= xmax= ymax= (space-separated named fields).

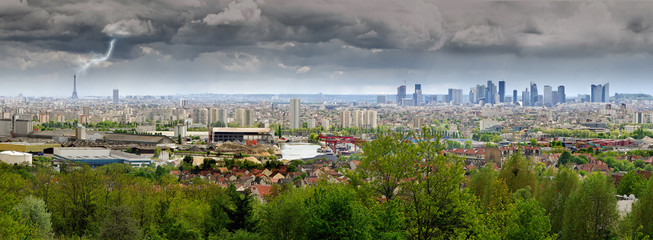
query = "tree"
xmin=100 ymin=205 xmax=142 ymax=240
xmin=506 ymin=194 xmax=552 ymax=240
xmin=154 ymin=148 xmax=161 ymax=158
xmin=50 ymin=165 xmax=102 ymax=236
xmin=403 ymin=127 xmax=481 ymax=239
xmin=183 ymin=155 xmax=194 ymax=165
xmin=358 ymin=132 xmax=417 ymax=201
xmin=464 ymin=140 xmax=472 ymax=149
xmin=538 ymin=167 xmax=580 ymax=236
xmin=178 ymin=134 xmax=183 ymax=144
xmin=14 ymin=195 xmax=52 ymax=239
xmin=499 ymin=151 xmax=536 ymax=193
xmin=562 ymin=172 xmax=618 ymax=240
xmin=630 ymin=176 xmax=653 ymax=238
xmin=260 ymin=187 xmax=310 ymax=240
xmin=469 ymin=164 xmax=500 ymax=207
xmin=617 ymin=171 xmax=646 ymax=197
xmin=302 ymin=185 xmax=373 ymax=240
xmin=557 ymin=151 xmax=573 ymax=166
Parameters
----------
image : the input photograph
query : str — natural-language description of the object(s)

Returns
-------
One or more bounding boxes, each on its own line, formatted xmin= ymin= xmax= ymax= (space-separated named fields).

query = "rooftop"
xmin=211 ymin=128 xmax=271 ymax=133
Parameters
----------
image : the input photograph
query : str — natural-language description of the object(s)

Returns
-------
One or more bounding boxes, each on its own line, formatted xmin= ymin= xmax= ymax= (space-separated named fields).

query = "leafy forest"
xmin=1 ymin=128 xmax=653 ymax=239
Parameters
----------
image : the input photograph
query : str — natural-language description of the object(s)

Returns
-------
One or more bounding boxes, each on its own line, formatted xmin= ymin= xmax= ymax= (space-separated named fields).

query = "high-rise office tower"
xmin=469 ymin=88 xmax=476 ymax=104
xmin=602 ymin=83 xmax=610 ymax=102
xmin=486 ymin=81 xmax=496 ymax=104
xmin=475 ymin=84 xmax=486 ymax=103
xmin=413 ymin=84 xmax=423 ymax=106
xmin=112 ymin=89 xmax=119 ymax=104
xmin=530 ymin=82 xmax=538 ymax=106
xmin=498 ymin=81 xmax=505 ymax=103
xmin=512 ymin=90 xmax=518 ymax=104
xmin=591 ymin=84 xmax=608 ymax=103
xmin=397 ymin=85 xmax=406 ymax=105
xmin=377 ymin=95 xmax=386 ymax=104
xmin=543 ymin=85 xmax=552 ymax=106
xmin=72 ymin=75 xmax=78 ymax=99
xmin=522 ymin=89 xmax=530 ymax=107
xmin=552 ymin=91 xmax=558 ymax=105
xmin=448 ymin=88 xmax=463 ymax=105
xmin=557 ymin=86 xmax=566 ymax=103
xmin=289 ymin=98 xmax=301 ymax=129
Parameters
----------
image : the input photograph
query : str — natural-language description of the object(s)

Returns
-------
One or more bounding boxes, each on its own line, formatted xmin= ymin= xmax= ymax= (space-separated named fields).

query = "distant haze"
xmin=1 ymin=0 xmax=653 ymax=96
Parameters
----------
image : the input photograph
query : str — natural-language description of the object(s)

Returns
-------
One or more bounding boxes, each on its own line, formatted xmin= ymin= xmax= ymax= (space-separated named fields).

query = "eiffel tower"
xmin=72 ymin=75 xmax=78 ymax=99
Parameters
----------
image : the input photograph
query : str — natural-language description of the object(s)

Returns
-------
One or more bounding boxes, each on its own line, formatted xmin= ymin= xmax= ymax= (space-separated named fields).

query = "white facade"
xmin=340 ymin=110 xmax=351 ymax=128
xmin=244 ymin=109 xmax=254 ymax=127
xmin=209 ymin=108 xmax=218 ymax=124
xmin=0 ymin=151 xmax=32 ymax=166
xmin=289 ymin=98 xmax=301 ymax=129
xmin=543 ymin=85 xmax=553 ymax=106
xmin=234 ymin=108 xmax=245 ymax=127
xmin=174 ymin=125 xmax=187 ymax=138
xmin=218 ymin=109 xmax=228 ymax=124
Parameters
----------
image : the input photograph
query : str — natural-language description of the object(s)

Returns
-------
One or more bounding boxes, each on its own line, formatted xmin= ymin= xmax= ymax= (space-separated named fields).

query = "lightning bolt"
xmin=77 ymin=39 xmax=116 ymax=74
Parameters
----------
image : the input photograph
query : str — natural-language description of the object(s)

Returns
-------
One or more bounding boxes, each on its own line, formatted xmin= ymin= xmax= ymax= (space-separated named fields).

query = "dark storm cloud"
xmin=3 ymin=0 xmax=653 ymax=96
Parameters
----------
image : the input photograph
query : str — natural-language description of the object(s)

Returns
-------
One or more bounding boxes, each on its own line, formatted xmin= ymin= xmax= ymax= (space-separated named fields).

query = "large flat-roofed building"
xmin=53 ymin=147 xmax=151 ymax=167
xmin=102 ymin=133 xmax=176 ymax=147
xmin=0 ymin=151 xmax=32 ymax=166
xmin=210 ymin=128 xmax=273 ymax=144
xmin=0 ymin=142 xmax=61 ymax=153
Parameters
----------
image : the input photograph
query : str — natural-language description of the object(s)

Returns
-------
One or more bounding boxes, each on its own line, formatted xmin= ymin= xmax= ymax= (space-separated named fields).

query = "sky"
xmin=1 ymin=0 xmax=653 ymax=97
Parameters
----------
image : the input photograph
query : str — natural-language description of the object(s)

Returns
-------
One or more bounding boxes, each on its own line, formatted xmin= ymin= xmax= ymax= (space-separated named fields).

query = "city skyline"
xmin=3 ymin=1 xmax=653 ymax=96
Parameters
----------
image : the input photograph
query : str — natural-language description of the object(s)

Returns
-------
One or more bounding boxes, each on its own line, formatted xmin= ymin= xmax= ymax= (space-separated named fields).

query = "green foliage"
xmin=562 ymin=172 xmax=618 ymax=240
xmin=14 ymin=195 xmax=53 ymax=239
xmin=617 ymin=171 xmax=647 ymax=197
xmin=100 ymin=205 xmax=141 ymax=240
xmin=538 ymin=167 xmax=580 ymax=236
xmin=469 ymin=164 xmax=500 ymax=207
xmin=499 ymin=151 xmax=536 ymax=193
xmin=630 ymin=177 xmax=653 ymax=238
xmin=506 ymin=198 xmax=552 ymax=240
xmin=183 ymin=155 xmax=194 ymax=164
xmin=302 ymin=185 xmax=373 ymax=240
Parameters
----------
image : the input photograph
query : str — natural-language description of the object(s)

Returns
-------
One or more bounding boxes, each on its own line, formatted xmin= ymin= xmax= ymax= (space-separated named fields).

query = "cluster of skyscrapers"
xmin=385 ymin=81 xmax=610 ymax=107
xmin=395 ymin=84 xmax=424 ymax=106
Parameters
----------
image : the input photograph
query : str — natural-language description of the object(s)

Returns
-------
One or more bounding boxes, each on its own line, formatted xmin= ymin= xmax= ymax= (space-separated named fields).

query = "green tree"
xmin=50 ymin=165 xmax=102 ymax=236
xmin=538 ymin=167 xmax=580 ymax=236
xmin=506 ymin=196 xmax=552 ymax=240
xmin=469 ymin=164 xmax=500 ymax=207
xmin=557 ymin=151 xmax=572 ymax=166
xmin=302 ymin=185 xmax=373 ymax=240
xmin=14 ymin=195 xmax=52 ymax=239
xmin=617 ymin=171 xmax=647 ymax=197
xmin=358 ymin=132 xmax=417 ymax=201
xmin=100 ymin=205 xmax=142 ymax=240
xmin=260 ymin=187 xmax=311 ymax=240
xmin=562 ymin=172 xmax=618 ymax=240
xmin=630 ymin=176 xmax=653 ymax=238
xmin=499 ymin=151 xmax=536 ymax=193
xmin=403 ymin=127 xmax=481 ymax=239
xmin=464 ymin=140 xmax=472 ymax=149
